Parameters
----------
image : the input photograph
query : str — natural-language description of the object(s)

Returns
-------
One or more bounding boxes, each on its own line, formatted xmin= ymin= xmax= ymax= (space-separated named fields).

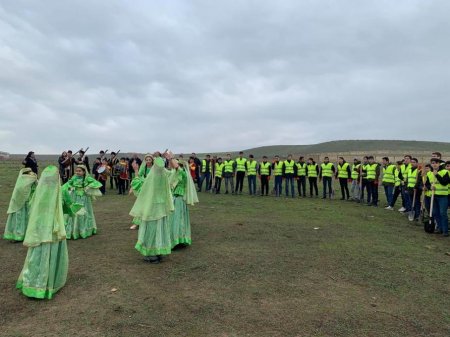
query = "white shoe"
xmin=385 ymin=206 xmax=393 ymax=210
xmin=398 ymin=207 xmax=406 ymax=212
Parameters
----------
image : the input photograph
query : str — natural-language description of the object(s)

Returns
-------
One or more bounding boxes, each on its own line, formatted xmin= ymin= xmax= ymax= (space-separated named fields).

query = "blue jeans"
xmin=285 ymin=175 xmax=295 ymax=197
xmin=274 ymin=176 xmax=283 ymax=197
xmin=248 ymin=175 xmax=257 ymax=195
xmin=198 ymin=172 xmax=211 ymax=192
xmin=433 ymin=196 xmax=448 ymax=235
xmin=384 ymin=185 xmax=394 ymax=206
xmin=322 ymin=177 xmax=332 ymax=198
xmin=403 ymin=188 xmax=412 ymax=212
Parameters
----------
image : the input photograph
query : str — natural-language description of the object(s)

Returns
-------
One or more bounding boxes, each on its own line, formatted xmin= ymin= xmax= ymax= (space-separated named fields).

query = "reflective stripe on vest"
xmin=351 ymin=164 xmax=360 ymax=180
xmin=236 ymin=158 xmax=247 ymax=172
xmin=366 ymin=163 xmax=378 ymax=180
xmin=382 ymin=164 xmax=396 ymax=184
xmin=215 ymin=163 xmax=224 ymax=178
xmin=260 ymin=162 xmax=271 ymax=176
xmin=321 ymin=163 xmax=334 ymax=177
xmin=224 ymin=160 xmax=234 ymax=173
xmin=284 ymin=160 xmax=295 ymax=174
xmin=338 ymin=162 xmax=349 ymax=179
xmin=247 ymin=161 xmax=257 ymax=176
xmin=427 ymin=170 xmax=449 ymax=196
xmin=407 ymin=167 xmax=418 ymax=188
xmin=307 ymin=164 xmax=318 ymax=177
xmin=296 ymin=162 xmax=306 ymax=176
xmin=274 ymin=162 xmax=283 ymax=176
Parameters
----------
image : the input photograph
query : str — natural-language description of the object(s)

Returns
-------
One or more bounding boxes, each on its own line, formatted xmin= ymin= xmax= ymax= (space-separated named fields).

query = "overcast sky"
xmin=1 ymin=0 xmax=449 ymax=154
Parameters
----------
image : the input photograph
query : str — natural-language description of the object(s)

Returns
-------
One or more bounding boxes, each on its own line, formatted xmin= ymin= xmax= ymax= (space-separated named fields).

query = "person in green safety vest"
xmin=198 ymin=154 xmax=212 ymax=192
xmin=405 ymin=158 xmax=422 ymax=220
xmin=296 ymin=156 xmax=307 ymax=197
xmin=245 ymin=155 xmax=258 ymax=195
xmin=307 ymin=157 xmax=319 ymax=197
xmin=223 ymin=153 xmax=236 ymax=194
xmin=398 ymin=154 xmax=412 ymax=213
xmin=272 ymin=155 xmax=283 ymax=197
xmin=365 ymin=156 xmax=380 ymax=207
xmin=258 ymin=156 xmax=272 ymax=196
xmin=381 ymin=157 xmax=396 ymax=210
xmin=235 ymin=151 xmax=247 ymax=195
xmin=425 ymin=158 xmax=449 ymax=236
xmin=336 ymin=157 xmax=351 ymax=200
xmin=283 ymin=154 xmax=297 ymax=198
xmin=214 ymin=157 xmax=225 ymax=194
xmin=319 ymin=157 xmax=335 ymax=199
xmin=389 ymin=160 xmax=405 ymax=209
xmin=358 ymin=156 xmax=369 ymax=203
xmin=350 ymin=158 xmax=361 ymax=201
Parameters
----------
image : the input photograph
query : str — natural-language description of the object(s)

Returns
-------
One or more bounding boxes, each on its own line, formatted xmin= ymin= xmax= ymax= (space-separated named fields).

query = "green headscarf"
xmin=138 ymin=154 xmax=153 ymax=178
xmin=129 ymin=157 xmax=174 ymax=221
xmin=7 ymin=168 xmax=38 ymax=214
xmin=62 ymin=164 xmax=102 ymax=197
xmin=24 ymin=166 xmax=66 ymax=247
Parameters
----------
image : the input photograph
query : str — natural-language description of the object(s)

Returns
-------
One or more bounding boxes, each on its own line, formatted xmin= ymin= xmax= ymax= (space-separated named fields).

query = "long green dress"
xmin=130 ymin=161 xmax=153 ymax=227
xmin=16 ymin=165 xmax=68 ymax=300
xmin=168 ymin=164 xmax=199 ymax=248
xmin=62 ymin=169 xmax=102 ymax=240
xmin=129 ymin=157 xmax=174 ymax=257
xmin=3 ymin=168 xmax=38 ymax=241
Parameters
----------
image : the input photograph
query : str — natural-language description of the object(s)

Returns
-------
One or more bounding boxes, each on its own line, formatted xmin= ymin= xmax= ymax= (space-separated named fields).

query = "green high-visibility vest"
xmin=366 ymin=163 xmax=378 ymax=180
xmin=321 ymin=163 xmax=334 ymax=177
xmin=394 ymin=168 xmax=401 ymax=187
xmin=274 ymin=162 xmax=283 ymax=176
xmin=224 ymin=160 xmax=234 ymax=173
xmin=215 ymin=163 xmax=225 ymax=178
xmin=236 ymin=158 xmax=247 ymax=172
xmin=400 ymin=163 xmax=411 ymax=182
xmin=307 ymin=164 xmax=318 ymax=177
xmin=260 ymin=162 xmax=271 ymax=176
xmin=382 ymin=164 xmax=396 ymax=184
xmin=351 ymin=164 xmax=360 ymax=180
xmin=247 ymin=161 xmax=257 ymax=176
xmin=296 ymin=162 xmax=306 ymax=176
xmin=338 ymin=162 xmax=349 ymax=179
xmin=406 ymin=167 xmax=419 ymax=188
xmin=284 ymin=160 xmax=295 ymax=174
xmin=427 ymin=170 xmax=449 ymax=196
xmin=202 ymin=160 xmax=211 ymax=173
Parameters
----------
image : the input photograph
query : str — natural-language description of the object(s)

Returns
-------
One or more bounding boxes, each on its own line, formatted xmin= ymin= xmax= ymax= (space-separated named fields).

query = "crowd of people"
xmin=7 ymin=150 xmax=197 ymax=300
xmin=10 ymin=148 xmax=449 ymax=300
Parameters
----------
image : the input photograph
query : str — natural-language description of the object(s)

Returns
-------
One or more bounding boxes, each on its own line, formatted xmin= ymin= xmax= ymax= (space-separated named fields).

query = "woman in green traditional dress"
xmin=129 ymin=154 xmax=153 ymax=230
xmin=168 ymin=160 xmax=199 ymax=248
xmin=16 ymin=165 xmax=68 ymax=299
xmin=129 ymin=153 xmax=177 ymax=264
xmin=3 ymin=168 xmax=38 ymax=242
xmin=62 ymin=165 xmax=102 ymax=240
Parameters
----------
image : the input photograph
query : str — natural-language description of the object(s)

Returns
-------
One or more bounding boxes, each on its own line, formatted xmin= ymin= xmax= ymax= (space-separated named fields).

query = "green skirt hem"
xmin=171 ymin=237 xmax=192 ymax=247
xmin=16 ymin=282 xmax=60 ymax=300
xmin=66 ymin=228 xmax=97 ymax=240
xmin=135 ymin=242 xmax=171 ymax=256
xmin=3 ymin=233 xmax=24 ymax=241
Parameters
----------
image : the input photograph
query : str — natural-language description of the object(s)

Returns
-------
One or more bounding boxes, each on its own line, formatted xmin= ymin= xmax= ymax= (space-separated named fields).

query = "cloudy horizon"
xmin=1 ymin=0 xmax=450 ymax=154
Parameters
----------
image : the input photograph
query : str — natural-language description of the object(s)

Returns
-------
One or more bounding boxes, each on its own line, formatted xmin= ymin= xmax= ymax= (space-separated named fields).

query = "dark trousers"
xmin=309 ymin=177 xmax=318 ymax=196
xmin=198 ymin=172 xmax=211 ymax=192
xmin=235 ymin=171 xmax=245 ymax=193
xmin=100 ymin=179 xmax=106 ymax=195
xmin=214 ymin=177 xmax=222 ymax=193
xmin=285 ymin=175 xmax=295 ymax=197
xmin=248 ymin=175 xmax=257 ymax=195
xmin=297 ymin=176 xmax=306 ymax=196
xmin=118 ymin=178 xmax=126 ymax=195
xmin=339 ymin=178 xmax=350 ymax=199
xmin=390 ymin=185 xmax=401 ymax=207
xmin=110 ymin=176 xmax=118 ymax=189
xmin=366 ymin=180 xmax=378 ymax=206
xmin=274 ymin=176 xmax=283 ymax=197
xmin=322 ymin=176 xmax=332 ymax=198
xmin=261 ymin=175 xmax=269 ymax=195
xmin=360 ymin=179 xmax=368 ymax=201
